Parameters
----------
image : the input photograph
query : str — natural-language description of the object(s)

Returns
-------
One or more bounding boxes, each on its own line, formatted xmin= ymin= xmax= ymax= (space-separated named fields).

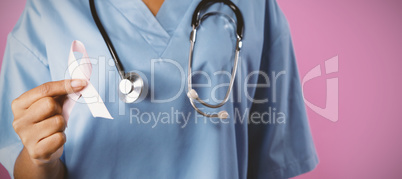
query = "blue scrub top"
xmin=0 ymin=0 xmax=318 ymax=178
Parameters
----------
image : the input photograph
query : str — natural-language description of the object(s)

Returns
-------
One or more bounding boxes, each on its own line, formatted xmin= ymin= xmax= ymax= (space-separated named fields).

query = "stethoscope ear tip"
xmin=218 ymin=111 xmax=229 ymax=119
xmin=187 ymin=89 xmax=199 ymax=99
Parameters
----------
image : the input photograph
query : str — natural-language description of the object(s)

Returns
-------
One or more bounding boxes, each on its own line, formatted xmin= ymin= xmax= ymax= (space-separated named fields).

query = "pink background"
xmin=1 ymin=0 xmax=402 ymax=178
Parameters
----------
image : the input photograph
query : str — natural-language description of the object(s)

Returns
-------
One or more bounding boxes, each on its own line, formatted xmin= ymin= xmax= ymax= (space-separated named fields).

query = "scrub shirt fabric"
xmin=0 ymin=0 xmax=318 ymax=178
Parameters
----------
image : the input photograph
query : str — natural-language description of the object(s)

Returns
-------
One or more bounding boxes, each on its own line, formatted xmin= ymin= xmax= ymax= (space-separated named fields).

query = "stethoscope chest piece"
xmin=119 ymin=72 xmax=145 ymax=103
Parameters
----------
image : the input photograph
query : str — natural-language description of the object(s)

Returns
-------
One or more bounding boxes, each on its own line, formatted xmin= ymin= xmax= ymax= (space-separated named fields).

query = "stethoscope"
xmin=89 ymin=0 xmax=244 ymax=119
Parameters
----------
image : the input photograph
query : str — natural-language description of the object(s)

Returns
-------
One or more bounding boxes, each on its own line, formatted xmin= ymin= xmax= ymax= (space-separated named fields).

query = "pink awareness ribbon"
xmin=62 ymin=40 xmax=113 ymax=122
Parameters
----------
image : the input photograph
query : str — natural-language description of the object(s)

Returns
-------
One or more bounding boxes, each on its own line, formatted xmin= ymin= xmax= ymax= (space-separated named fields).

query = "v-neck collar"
xmin=155 ymin=0 xmax=194 ymax=37
xmin=107 ymin=0 xmax=194 ymax=56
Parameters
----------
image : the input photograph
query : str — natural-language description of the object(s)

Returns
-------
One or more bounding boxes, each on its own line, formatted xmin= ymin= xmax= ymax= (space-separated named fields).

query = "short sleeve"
xmin=0 ymin=0 xmax=50 ymax=176
xmin=247 ymin=0 xmax=319 ymax=178
xmin=0 ymin=34 xmax=51 ymax=178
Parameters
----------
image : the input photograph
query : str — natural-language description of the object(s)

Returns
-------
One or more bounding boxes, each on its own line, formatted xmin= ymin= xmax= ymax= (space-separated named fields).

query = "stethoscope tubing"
xmin=89 ymin=0 xmax=244 ymax=118
xmin=187 ymin=0 xmax=244 ymax=118
xmin=89 ymin=0 xmax=126 ymax=79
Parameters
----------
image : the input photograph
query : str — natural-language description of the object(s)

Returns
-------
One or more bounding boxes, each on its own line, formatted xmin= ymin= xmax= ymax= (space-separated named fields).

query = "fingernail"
xmin=71 ymin=79 xmax=87 ymax=88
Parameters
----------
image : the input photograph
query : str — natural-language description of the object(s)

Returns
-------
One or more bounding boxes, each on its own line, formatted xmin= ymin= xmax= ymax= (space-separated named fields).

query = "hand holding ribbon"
xmin=62 ymin=40 xmax=113 ymax=122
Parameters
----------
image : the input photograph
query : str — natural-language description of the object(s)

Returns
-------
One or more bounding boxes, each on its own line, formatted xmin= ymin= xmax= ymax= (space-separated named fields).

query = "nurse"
xmin=0 ymin=0 xmax=318 ymax=178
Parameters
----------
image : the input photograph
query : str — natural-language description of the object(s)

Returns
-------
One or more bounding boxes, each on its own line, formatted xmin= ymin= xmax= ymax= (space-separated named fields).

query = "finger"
xmin=15 ymin=79 xmax=87 ymax=109
xmin=32 ymin=132 xmax=66 ymax=161
xmin=24 ymin=97 xmax=63 ymax=123
xmin=54 ymin=95 xmax=68 ymax=105
xmin=33 ymin=115 xmax=66 ymax=143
